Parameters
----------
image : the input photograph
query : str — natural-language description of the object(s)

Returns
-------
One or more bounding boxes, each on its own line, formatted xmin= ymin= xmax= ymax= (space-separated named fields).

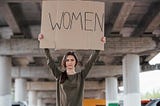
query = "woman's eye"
xmin=71 ymin=59 xmax=74 ymax=61
xmin=66 ymin=58 xmax=75 ymax=62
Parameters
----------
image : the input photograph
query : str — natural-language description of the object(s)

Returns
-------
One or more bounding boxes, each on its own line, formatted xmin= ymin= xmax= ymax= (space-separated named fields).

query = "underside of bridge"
xmin=0 ymin=0 xmax=160 ymax=106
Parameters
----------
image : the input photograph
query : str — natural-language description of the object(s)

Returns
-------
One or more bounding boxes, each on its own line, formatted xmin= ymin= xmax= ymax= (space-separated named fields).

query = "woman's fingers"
xmin=101 ymin=36 xmax=106 ymax=43
xmin=38 ymin=33 xmax=44 ymax=41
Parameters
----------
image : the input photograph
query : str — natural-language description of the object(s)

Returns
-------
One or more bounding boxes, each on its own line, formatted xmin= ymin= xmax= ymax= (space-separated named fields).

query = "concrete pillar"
xmin=15 ymin=78 xmax=27 ymax=102
xmin=122 ymin=54 xmax=141 ymax=106
xmin=28 ymin=91 xmax=37 ymax=106
xmin=105 ymin=77 xmax=118 ymax=106
xmin=0 ymin=56 xmax=12 ymax=106
xmin=37 ymin=98 xmax=45 ymax=106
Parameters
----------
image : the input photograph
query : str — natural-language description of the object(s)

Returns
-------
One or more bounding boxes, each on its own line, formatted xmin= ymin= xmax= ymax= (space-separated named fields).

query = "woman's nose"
xmin=68 ymin=60 xmax=72 ymax=63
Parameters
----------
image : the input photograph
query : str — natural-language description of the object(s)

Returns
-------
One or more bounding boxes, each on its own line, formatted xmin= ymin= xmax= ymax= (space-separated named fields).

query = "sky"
xmin=140 ymin=52 xmax=160 ymax=94
xmin=149 ymin=52 xmax=160 ymax=65
xmin=140 ymin=70 xmax=160 ymax=94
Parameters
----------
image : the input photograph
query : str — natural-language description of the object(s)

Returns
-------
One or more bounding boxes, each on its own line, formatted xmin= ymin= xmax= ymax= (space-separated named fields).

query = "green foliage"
xmin=141 ymin=89 xmax=160 ymax=99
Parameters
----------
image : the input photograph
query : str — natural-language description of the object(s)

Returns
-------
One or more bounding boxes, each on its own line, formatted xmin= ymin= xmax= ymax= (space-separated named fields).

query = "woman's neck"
xmin=66 ymin=68 xmax=76 ymax=75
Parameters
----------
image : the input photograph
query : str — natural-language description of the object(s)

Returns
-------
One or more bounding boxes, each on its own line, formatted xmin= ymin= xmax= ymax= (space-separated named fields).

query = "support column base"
xmin=0 ymin=94 xmax=12 ymax=106
xmin=124 ymin=93 xmax=141 ymax=106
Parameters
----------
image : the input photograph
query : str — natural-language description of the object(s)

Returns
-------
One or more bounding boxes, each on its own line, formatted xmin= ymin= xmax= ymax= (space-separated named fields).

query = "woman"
xmin=38 ymin=34 xmax=106 ymax=106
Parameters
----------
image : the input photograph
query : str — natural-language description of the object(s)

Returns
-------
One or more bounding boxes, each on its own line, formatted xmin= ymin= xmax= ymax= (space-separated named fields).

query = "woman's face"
xmin=65 ymin=55 xmax=76 ymax=70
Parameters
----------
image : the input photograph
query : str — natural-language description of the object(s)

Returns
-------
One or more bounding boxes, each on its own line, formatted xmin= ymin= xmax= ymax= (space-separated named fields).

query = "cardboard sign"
xmin=40 ymin=0 xmax=105 ymax=50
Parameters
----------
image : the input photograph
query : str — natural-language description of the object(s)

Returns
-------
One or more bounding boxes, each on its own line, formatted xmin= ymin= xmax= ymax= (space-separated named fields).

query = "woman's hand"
xmin=38 ymin=34 xmax=51 ymax=57
xmin=101 ymin=36 xmax=106 ymax=43
xmin=38 ymin=33 xmax=44 ymax=41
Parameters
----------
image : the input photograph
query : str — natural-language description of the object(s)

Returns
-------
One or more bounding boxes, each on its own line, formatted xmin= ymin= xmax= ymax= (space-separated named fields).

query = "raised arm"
xmin=81 ymin=36 xmax=106 ymax=78
xmin=44 ymin=48 xmax=62 ymax=79
xmin=38 ymin=33 xmax=62 ymax=78
xmin=81 ymin=50 xmax=100 ymax=78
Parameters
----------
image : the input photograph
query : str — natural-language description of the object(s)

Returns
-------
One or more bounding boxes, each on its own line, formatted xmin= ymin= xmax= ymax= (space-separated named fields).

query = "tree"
xmin=141 ymin=89 xmax=160 ymax=99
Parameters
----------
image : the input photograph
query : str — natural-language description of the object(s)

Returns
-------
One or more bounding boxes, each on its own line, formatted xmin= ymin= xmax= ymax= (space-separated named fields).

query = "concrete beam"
xmin=0 ymin=37 xmax=157 ymax=55
xmin=4 ymin=0 xmax=159 ymax=3
xmin=104 ymin=37 xmax=156 ymax=55
xmin=0 ymin=39 xmax=43 ymax=56
xmin=12 ymin=66 xmax=53 ymax=79
xmin=42 ymin=98 xmax=56 ymax=104
xmin=84 ymin=90 xmax=105 ymax=99
xmin=37 ymin=92 xmax=56 ymax=99
xmin=0 ymin=2 xmax=21 ymax=33
xmin=113 ymin=1 xmax=135 ymax=32
xmin=88 ymin=65 xmax=122 ymax=78
xmin=4 ymin=0 xmax=41 ymax=3
xmin=27 ymin=81 xmax=105 ymax=91
xmin=131 ymin=2 xmax=160 ymax=36
xmin=12 ymin=63 xmax=159 ymax=80
xmin=12 ymin=65 xmax=122 ymax=79
xmin=146 ymin=11 xmax=160 ymax=32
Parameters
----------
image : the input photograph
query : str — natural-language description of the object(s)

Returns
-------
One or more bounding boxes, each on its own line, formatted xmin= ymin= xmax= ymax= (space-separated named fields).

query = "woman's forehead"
xmin=66 ymin=55 xmax=75 ymax=59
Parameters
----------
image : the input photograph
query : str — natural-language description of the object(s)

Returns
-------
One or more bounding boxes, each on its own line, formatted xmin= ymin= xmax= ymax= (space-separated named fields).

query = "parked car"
xmin=12 ymin=101 xmax=27 ymax=106
xmin=146 ymin=99 xmax=160 ymax=106
xmin=141 ymin=99 xmax=150 ymax=106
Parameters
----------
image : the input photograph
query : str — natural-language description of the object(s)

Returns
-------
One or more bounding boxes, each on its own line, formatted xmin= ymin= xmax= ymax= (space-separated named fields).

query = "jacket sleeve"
xmin=44 ymin=49 xmax=62 ymax=79
xmin=81 ymin=50 xmax=100 ymax=78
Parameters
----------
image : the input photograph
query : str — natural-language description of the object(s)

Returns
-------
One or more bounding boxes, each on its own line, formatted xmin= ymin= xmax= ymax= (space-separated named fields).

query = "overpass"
xmin=0 ymin=0 xmax=160 ymax=106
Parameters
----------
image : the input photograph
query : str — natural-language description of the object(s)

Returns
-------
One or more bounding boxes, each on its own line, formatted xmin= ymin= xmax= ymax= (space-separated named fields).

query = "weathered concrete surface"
xmin=11 ymin=64 xmax=160 ymax=79
xmin=12 ymin=65 xmax=122 ymax=79
xmin=0 ymin=37 xmax=156 ymax=56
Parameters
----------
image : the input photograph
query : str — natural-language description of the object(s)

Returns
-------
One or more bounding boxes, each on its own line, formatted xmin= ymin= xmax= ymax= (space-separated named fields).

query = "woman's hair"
xmin=60 ymin=71 xmax=68 ymax=84
xmin=61 ymin=51 xmax=78 ymax=68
